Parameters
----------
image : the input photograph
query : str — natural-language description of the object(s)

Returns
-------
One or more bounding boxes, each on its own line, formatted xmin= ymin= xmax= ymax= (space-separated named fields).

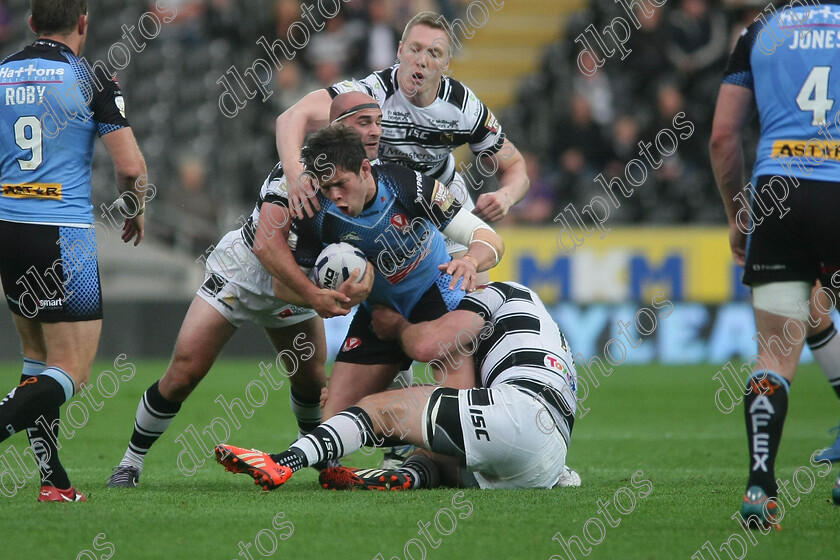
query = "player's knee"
xmin=162 ymin=356 xmax=207 ymax=399
xmin=288 ymin=371 xmax=324 ymax=399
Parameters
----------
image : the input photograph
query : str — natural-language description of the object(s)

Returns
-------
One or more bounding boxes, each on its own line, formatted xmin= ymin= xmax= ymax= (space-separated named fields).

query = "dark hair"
xmin=301 ymin=125 xmax=366 ymax=180
xmin=31 ymin=0 xmax=87 ymax=35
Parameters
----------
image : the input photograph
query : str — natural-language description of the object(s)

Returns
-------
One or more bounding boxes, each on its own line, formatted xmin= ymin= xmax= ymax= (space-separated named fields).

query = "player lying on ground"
xmin=217 ymin=281 xmax=578 ymax=490
xmin=269 ymin=125 xmax=505 ymax=431
xmin=106 ymin=94 xmax=380 ymax=487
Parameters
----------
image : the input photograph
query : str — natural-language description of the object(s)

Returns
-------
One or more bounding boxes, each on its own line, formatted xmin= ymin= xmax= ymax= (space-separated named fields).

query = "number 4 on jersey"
xmin=796 ymin=66 xmax=834 ymax=126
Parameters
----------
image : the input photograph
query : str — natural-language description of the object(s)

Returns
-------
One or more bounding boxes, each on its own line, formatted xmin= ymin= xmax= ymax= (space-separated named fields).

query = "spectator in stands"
xmin=167 ymin=154 xmax=219 ymax=252
xmin=507 ymin=151 xmax=555 ymax=225
xmin=666 ymin=0 xmax=728 ymax=108
xmin=358 ymin=0 xmax=401 ymax=73
xmin=625 ymin=6 xmax=673 ymax=101
xmin=306 ymin=11 xmax=361 ymax=78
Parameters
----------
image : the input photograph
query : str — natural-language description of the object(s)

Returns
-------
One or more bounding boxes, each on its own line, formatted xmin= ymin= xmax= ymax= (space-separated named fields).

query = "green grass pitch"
xmin=1 ymin=360 xmax=838 ymax=560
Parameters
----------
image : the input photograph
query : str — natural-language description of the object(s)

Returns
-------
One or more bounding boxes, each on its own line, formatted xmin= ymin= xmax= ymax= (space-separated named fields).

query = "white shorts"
xmin=196 ymin=230 xmax=317 ymax=329
xmin=444 ymin=172 xmax=475 ymax=256
xmin=423 ymin=384 xmax=568 ymax=489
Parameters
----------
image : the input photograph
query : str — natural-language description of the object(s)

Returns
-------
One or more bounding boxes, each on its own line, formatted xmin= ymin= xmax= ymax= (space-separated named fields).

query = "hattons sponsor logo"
xmin=342 ymin=337 xmax=361 ymax=352
xmin=0 ymin=65 xmax=65 ymax=81
xmin=2 ymin=183 xmax=62 ymax=199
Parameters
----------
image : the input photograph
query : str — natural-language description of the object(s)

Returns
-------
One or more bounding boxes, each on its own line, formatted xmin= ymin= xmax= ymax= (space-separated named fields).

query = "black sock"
xmin=399 ymin=455 xmax=440 ymax=489
xmin=744 ymin=371 xmax=789 ymax=497
xmin=289 ymin=387 xmax=321 ymax=437
xmin=0 ymin=375 xmax=67 ymax=445
xmin=20 ymin=374 xmax=70 ymax=489
xmin=269 ymin=449 xmax=307 ymax=473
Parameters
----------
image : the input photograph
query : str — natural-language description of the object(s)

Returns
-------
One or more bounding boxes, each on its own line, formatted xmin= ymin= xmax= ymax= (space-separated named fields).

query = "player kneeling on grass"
xmin=215 ymin=281 xmax=580 ymax=490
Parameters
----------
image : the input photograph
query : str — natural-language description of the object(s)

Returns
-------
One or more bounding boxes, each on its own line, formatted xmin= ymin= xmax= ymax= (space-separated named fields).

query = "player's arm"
xmin=272 ymin=264 xmax=373 ymax=313
xmin=710 ymin=83 xmax=754 ymax=266
xmin=92 ymin=67 xmax=148 ymax=246
xmin=275 ymin=89 xmax=332 ymax=219
xmin=440 ymin=207 xmax=504 ymax=291
xmin=253 ymin=202 xmax=369 ymax=318
xmin=101 ymin=128 xmax=147 ymax=246
xmin=371 ymin=306 xmax=481 ymax=388
xmin=474 ymin=137 xmax=529 ymax=222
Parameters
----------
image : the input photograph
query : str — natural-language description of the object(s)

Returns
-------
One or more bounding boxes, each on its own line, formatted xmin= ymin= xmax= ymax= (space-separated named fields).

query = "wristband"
xmin=470 ymin=239 xmax=499 ymax=266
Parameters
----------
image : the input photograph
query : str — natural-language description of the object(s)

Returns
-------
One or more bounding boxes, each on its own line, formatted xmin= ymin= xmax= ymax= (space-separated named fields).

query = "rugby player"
xmin=270 ymin=125 xmax=504 ymax=423
xmin=274 ymin=10 xmax=527 ymax=466
xmin=106 ymin=94 xmax=379 ymax=487
xmin=0 ymin=0 xmax=148 ymax=501
xmin=710 ymin=0 xmax=840 ymax=528
xmin=275 ymin=11 xmax=529 ymax=252
xmin=215 ymin=281 xmax=579 ymax=490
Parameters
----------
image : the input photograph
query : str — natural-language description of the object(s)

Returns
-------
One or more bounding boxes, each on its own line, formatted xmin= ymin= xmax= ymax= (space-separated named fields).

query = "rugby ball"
xmin=313 ymin=242 xmax=367 ymax=290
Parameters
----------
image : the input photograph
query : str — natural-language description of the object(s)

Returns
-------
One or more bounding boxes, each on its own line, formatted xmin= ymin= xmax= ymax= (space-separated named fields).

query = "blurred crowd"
xmin=502 ymin=0 xmax=765 ymax=227
xmin=0 ymin=0 xmax=768 ymax=252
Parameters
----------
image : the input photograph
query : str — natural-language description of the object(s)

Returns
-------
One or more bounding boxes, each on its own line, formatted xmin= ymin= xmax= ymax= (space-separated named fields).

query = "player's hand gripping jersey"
xmin=291 ymin=164 xmax=461 ymax=316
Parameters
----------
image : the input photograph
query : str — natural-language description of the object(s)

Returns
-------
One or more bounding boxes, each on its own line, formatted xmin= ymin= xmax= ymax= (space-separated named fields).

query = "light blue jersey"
xmin=0 ymin=39 xmax=129 ymax=225
xmin=723 ymin=2 xmax=840 ymax=181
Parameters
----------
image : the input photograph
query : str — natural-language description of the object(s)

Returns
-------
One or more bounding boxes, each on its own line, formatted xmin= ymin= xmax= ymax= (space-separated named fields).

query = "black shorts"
xmin=336 ymin=274 xmax=465 ymax=367
xmin=0 ymin=220 xmax=102 ymax=322
xmin=743 ymin=176 xmax=840 ymax=288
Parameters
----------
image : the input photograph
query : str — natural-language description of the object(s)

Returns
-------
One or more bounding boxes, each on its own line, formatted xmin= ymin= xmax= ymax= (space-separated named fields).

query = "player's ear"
xmin=28 ymin=15 xmax=37 ymax=34
xmin=77 ymin=14 xmax=88 ymax=37
xmin=359 ymin=159 xmax=372 ymax=179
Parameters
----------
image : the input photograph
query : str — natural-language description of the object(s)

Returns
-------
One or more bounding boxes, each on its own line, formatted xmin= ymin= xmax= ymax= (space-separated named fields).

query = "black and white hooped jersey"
xmin=457 ymin=282 xmax=577 ymax=416
xmin=239 ymin=160 xmax=287 ymax=249
xmin=328 ymin=65 xmax=505 ymax=185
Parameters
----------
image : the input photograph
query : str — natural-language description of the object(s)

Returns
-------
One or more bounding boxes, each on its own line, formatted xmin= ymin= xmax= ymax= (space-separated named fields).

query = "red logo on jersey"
xmin=390 ymin=213 xmax=409 ymax=231
xmin=342 ymin=337 xmax=361 ymax=352
xmin=276 ymin=308 xmax=294 ymax=319
xmin=544 ymin=355 xmax=564 ymax=372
